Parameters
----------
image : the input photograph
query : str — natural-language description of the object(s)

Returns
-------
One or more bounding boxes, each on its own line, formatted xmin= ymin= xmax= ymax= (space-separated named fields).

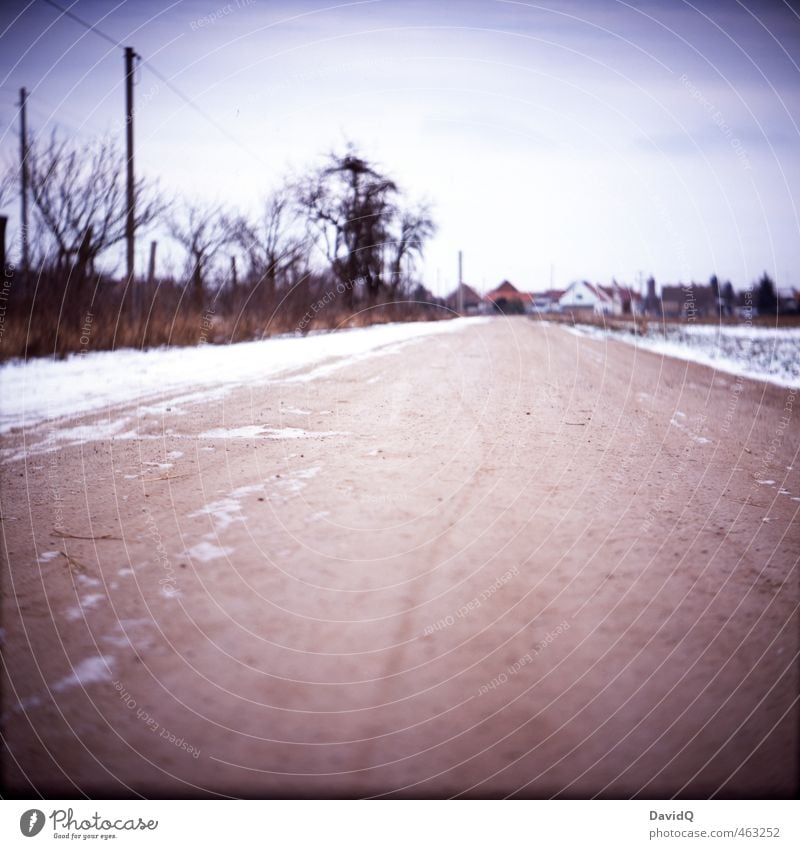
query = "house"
xmin=485 ymin=280 xmax=532 ymax=314
xmin=530 ymin=289 xmax=565 ymax=312
xmin=410 ymin=284 xmax=438 ymax=305
xmin=777 ymin=287 xmax=799 ymax=314
xmin=599 ymin=282 xmax=643 ymax=316
xmin=558 ymin=281 xmax=614 ymax=315
xmin=661 ymin=284 xmax=715 ymax=319
xmin=445 ymin=282 xmax=484 ymax=315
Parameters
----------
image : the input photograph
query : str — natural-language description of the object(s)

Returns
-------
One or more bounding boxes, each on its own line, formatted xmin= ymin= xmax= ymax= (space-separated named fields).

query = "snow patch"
xmin=565 ymin=324 xmax=800 ymax=387
xmin=199 ymin=425 xmax=267 ymax=439
xmin=184 ymin=541 xmax=233 ymax=562
xmin=199 ymin=425 xmax=344 ymax=440
xmin=65 ymin=593 xmax=105 ymax=620
xmin=2 ymin=417 xmax=135 ymax=463
xmin=37 ymin=550 xmax=60 ymax=564
xmin=1 ymin=318 xmax=487 ymax=435
xmin=52 ymin=655 xmax=114 ymax=692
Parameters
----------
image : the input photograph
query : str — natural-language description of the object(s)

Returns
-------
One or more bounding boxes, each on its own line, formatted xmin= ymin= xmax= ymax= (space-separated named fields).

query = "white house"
xmin=558 ymin=281 xmax=614 ymax=315
xmin=559 ymin=281 xmax=642 ymax=316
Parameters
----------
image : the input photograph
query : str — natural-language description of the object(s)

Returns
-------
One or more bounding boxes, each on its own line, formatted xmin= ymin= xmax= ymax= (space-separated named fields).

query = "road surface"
xmin=2 ymin=317 xmax=798 ymax=797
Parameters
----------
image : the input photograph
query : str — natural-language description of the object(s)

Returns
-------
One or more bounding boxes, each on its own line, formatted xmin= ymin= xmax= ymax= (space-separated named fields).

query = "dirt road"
xmin=2 ymin=317 xmax=798 ymax=797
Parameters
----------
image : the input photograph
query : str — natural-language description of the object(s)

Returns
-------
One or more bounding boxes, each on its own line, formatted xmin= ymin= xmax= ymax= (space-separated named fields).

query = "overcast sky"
xmin=1 ymin=0 xmax=799 ymax=294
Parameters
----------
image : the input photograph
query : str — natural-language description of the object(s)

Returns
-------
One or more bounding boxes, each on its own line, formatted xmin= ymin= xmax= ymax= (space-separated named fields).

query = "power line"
xmin=135 ymin=58 xmax=265 ymax=165
xmin=39 ymin=0 xmax=265 ymax=166
xmin=41 ymin=0 xmax=124 ymax=49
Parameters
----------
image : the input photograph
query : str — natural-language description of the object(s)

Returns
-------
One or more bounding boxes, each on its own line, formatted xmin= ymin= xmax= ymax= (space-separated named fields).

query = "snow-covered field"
xmin=565 ymin=322 xmax=800 ymax=388
xmin=0 ymin=318 xmax=488 ymax=434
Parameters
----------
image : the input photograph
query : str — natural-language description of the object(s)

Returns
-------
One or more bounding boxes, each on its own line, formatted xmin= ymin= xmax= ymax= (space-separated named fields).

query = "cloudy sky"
xmin=1 ymin=0 xmax=799 ymax=294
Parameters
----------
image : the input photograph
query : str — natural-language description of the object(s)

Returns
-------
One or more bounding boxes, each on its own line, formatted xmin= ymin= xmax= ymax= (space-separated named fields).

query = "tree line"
xmin=0 ymin=130 xmax=441 ymax=359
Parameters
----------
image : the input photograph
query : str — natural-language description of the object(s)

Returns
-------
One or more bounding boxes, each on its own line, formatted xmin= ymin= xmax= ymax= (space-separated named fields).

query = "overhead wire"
xmin=39 ymin=0 xmax=266 ymax=165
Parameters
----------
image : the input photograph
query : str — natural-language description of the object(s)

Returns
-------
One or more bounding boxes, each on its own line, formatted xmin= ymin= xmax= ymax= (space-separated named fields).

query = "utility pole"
xmin=147 ymin=240 xmax=157 ymax=285
xmin=1 ymin=215 xmax=7 ymax=276
xmin=19 ymin=87 xmax=29 ymax=279
xmin=457 ymin=250 xmax=464 ymax=314
xmin=124 ymin=47 xmax=136 ymax=288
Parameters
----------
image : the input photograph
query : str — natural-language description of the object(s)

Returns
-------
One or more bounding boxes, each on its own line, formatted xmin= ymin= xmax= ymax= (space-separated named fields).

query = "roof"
xmin=485 ymin=280 xmax=532 ymax=303
xmin=578 ymin=281 xmax=613 ymax=302
xmin=445 ymin=282 xmax=482 ymax=305
xmin=600 ymin=283 xmax=642 ymax=302
xmin=530 ymin=289 xmax=565 ymax=301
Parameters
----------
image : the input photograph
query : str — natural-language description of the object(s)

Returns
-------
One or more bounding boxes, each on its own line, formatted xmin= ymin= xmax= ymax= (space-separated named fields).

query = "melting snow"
xmin=37 ymin=550 xmax=60 ymax=563
xmin=52 ymin=655 xmax=114 ymax=692
xmin=65 ymin=593 xmax=106 ymax=620
xmin=1 ymin=318 xmax=486 ymax=434
xmin=565 ymin=324 xmax=800 ymax=387
xmin=199 ymin=425 xmax=343 ymax=440
xmin=199 ymin=425 xmax=268 ymax=439
xmin=184 ymin=541 xmax=233 ymax=562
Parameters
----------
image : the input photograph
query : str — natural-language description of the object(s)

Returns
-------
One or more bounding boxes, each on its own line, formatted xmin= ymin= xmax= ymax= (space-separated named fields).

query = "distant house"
xmin=530 ymin=289 xmax=565 ymax=312
xmin=559 ymin=281 xmax=614 ymax=315
xmin=485 ymin=280 xmax=532 ymax=314
xmin=777 ymin=287 xmax=799 ymax=314
xmin=661 ymin=284 xmax=715 ymax=319
xmin=445 ymin=282 xmax=484 ymax=315
xmin=411 ymin=284 xmax=438 ymax=305
xmin=601 ymin=282 xmax=643 ymax=316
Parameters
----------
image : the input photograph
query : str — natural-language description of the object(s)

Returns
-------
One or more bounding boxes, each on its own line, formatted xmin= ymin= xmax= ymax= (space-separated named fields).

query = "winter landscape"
xmin=0 ymin=0 xmax=798 ymax=811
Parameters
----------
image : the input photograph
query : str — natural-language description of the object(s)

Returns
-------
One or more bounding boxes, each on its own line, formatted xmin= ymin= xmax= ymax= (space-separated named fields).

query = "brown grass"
xmin=0 ymin=270 xmax=450 ymax=362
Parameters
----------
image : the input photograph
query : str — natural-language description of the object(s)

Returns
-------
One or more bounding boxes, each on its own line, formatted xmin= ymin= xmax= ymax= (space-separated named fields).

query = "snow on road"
xmin=0 ymin=318 xmax=487 ymax=434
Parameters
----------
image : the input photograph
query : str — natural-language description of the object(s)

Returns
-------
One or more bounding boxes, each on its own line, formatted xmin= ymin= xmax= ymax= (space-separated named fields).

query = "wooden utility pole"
xmin=147 ymin=240 xmax=157 ymax=285
xmin=19 ymin=87 xmax=29 ymax=278
xmin=124 ymin=47 xmax=136 ymax=287
xmin=457 ymin=250 xmax=464 ymax=314
xmin=0 ymin=215 xmax=7 ymax=275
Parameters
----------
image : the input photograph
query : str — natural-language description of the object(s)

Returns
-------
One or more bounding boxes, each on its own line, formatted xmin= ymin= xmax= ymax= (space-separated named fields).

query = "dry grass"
xmin=0 ymin=270 xmax=449 ymax=362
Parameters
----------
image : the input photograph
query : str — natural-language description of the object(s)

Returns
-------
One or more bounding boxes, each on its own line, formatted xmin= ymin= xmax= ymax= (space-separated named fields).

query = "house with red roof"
xmin=485 ymin=280 xmax=533 ymax=314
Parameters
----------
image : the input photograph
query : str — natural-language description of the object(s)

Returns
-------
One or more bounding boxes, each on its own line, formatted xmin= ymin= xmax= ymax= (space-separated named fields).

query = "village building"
xmin=484 ymin=280 xmax=532 ymax=313
xmin=445 ymin=282 xmax=484 ymax=315
xmin=558 ymin=280 xmax=614 ymax=315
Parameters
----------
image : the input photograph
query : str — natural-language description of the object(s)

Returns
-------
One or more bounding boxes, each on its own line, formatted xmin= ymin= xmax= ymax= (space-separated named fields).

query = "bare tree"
xmin=389 ymin=204 xmax=436 ymax=293
xmin=0 ymin=166 xmax=15 ymax=211
xmin=26 ymin=130 xmax=164 ymax=279
xmin=296 ymin=147 xmax=399 ymax=305
xmin=234 ymin=187 xmax=308 ymax=295
xmin=168 ymin=200 xmax=234 ymax=306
